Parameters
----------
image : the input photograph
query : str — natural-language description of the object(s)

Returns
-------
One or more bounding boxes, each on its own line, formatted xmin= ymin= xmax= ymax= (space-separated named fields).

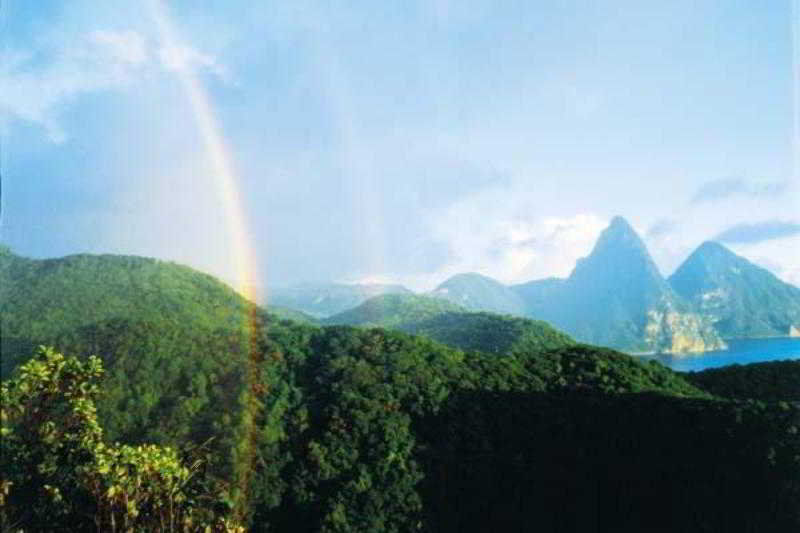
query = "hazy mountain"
xmin=266 ymin=305 xmax=320 ymax=324
xmin=520 ymin=217 xmax=725 ymax=354
xmin=669 ymin=241 xmax=800 ymax=338
xmin=269 ymin=282 xmax=412 ymax=318
xmin=510 ymin=277 xmax=566 ymax=317
xmin=429 ymin=272 xmax=526 ymax=315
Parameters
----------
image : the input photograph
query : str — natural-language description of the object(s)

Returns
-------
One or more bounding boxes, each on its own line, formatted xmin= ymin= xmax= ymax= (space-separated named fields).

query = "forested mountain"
xmin=324 ymin=293 xmax=574 ymax=354
xmin=669 ymin=241 xmax=800 ymax=338
xmin=266 ymin=305 xmax=319 ymax=324
xmin=2 ymin=248 xmax=798 ymax=531
xmin=685 ymin=360 xmax=800 ymax=401
xmin=269 ymin=282 xmax=411 ymax=318
xmin=0 ymin=247 xmax=278 ymax=480
xmin=516 ymin=217 xmax=725 ymax=353
xmin=429 ymin=272 xmax=526 ymax=315
xmin=322 ymin=293 xmax=465 ymax=328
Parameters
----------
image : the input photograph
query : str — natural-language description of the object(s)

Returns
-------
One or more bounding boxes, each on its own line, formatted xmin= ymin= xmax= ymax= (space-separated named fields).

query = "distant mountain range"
xmin=272 ymin=217 xmax=800 ymax=354
xmin=323 ymin=293 xmax=574 ymax=355
xmin=269 ymin=282 xmax=411 ymax=318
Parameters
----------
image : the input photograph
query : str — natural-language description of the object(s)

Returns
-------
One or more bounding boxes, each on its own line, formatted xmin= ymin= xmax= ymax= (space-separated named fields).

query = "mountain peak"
xmin=437 ymin=272 xmax=501 ymax=287
xmin=677 ymin=241 xmax=746 ymax=274
xmin=609 ymin=215 xmax=634 ymax=231
xmin=431 ymin=272 xmax=525 ymax=315
xmin=695 ymin=240 xmax=734 ymax=257
xmin=583 ymin=216 xmax=651 ymax=265
xmin=669 ymin=241 xmax=800 ymax=337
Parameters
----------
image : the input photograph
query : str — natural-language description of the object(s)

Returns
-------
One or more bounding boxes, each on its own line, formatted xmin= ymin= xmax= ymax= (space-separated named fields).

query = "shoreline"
xmin=626 ymin=336 xmax=800 ymax=359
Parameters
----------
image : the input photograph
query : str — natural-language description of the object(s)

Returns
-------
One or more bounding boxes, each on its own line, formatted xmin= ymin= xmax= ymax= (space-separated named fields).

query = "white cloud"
xmin=424 ymin=184 xmax=608 ymax=286
xmin=728 ymin=235 xmax=800 ymax=288
xmin=89 ymin=30 xmax=148 ymax=66
xmin=158 ymin=43 xmax=229 ymax=81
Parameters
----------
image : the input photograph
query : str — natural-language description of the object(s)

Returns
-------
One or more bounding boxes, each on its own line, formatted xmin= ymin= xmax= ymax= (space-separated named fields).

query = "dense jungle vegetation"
xmin=2 ymin=249 xmax=798 ymax=531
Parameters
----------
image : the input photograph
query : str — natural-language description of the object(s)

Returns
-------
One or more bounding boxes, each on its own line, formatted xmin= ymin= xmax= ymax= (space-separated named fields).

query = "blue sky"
xmin=2 ymin=0 xmax=799 ymax=291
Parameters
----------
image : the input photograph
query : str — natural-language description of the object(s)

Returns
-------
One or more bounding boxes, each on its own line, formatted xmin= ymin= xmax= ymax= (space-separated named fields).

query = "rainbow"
xmin=147 ymin=0 xmax=264 ymax=521
xmin=147 ymin=0 xmax=262 ymax=305
xmin=793 ymin=0 xmax=799 ymax=189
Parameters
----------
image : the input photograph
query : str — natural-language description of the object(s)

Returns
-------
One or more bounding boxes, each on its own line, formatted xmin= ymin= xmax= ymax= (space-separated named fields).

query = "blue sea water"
xmin=638 ymin=337 xmax=800 ymax=372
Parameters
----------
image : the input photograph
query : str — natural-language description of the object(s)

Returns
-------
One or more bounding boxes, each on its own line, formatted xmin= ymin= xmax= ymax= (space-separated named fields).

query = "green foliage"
xmin=0 ymin=252 xmax=251 ymax=352
xmin=0 ymin=347 xmax=243 ymax=532
xmin=419 ymin=390 xmax=800 ymax=532
xmin=324 ymin=295 xmax=574 ymax=355
xmin=323 ymin=293 xmax=465 ymax=329
xmin=265 ymin=306 xmax=319 ymax=325
xmin=404 ymin=312 xmax=574 ymax=355
xmin=3 ymin=249 xmax=798 ymax=532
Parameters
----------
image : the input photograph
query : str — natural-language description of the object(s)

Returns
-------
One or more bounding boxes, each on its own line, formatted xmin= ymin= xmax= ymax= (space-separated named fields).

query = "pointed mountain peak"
xmin=608 ymin=215 xmax=635 ymax=232
xmin=590 ymin=216 xmax=650 ymax=257
xmin=568 ymin=215 xmax=665 ymax=291
xmin=678 ymin=241 xmax=747 ymax=273
xmin=695 ymin=240 xmax=735 ymax=257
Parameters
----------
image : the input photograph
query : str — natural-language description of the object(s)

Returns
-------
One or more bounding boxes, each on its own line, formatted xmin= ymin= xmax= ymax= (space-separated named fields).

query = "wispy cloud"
xmin=714 ymin=220 xmax=800 ymax=244
xmin=0 ymin=28 xmax=226 ymax=142
xmin=691 ymin=177 xmax=787 ymax=204
xmin=646 ymin=218 xmax=677 ymax=239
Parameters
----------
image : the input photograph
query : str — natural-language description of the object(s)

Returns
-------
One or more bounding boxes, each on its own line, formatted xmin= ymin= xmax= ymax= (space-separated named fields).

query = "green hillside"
xmin=266 ymin=305 xmax=320 ymax=324
xmin=323 ymin=293 xmax=574 ymax=354
xmin=685 ymin=360 xmax=800 ymax=401
xmin=0 ymin=249 xmax=275 ymax=483
xmin=403 ymin=311 xmax=575 ymax=355
xmin=322 ymin=293 xmax=465 ymax=328
xmin=0 ymin=247 xmax=252 ymax=350
xmin=3 ymin=248 xmax=798 ymax=532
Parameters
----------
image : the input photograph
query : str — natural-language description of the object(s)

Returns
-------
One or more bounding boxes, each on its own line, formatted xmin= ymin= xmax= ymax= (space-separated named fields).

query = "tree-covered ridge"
xmin=669 ymin=241 xmax=800 ymax=338
xmin=685 ymin=360 xmax=800 ymax=402
xmin=0 ymin=249 xmax=280 ymax=505
xmin=253 ymin=327 xmax=797 ymax=532
xmin=266 ymin=305 xmax=320 ymax=325
xmin=253 ymin=327 xmax=720 ymax=532
xmin=402 ymin=312 xmax=574 ymax=355
xmin=2 ymin=248 xmax=798 ymax=531
xmin=322 ymin=293 xmax=465 ymax=328
xmin=419 ymin=390 xmax=799 ymax=532
xmin=0 ymin=249 xmax=253 ymax=346
xmin=323 ymin=293 xmax=574 ymax=355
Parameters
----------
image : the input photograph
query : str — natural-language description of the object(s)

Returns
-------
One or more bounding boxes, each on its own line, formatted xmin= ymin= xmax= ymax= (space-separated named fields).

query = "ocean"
xmin=639 ymin=337 xmax=800 ymax=372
